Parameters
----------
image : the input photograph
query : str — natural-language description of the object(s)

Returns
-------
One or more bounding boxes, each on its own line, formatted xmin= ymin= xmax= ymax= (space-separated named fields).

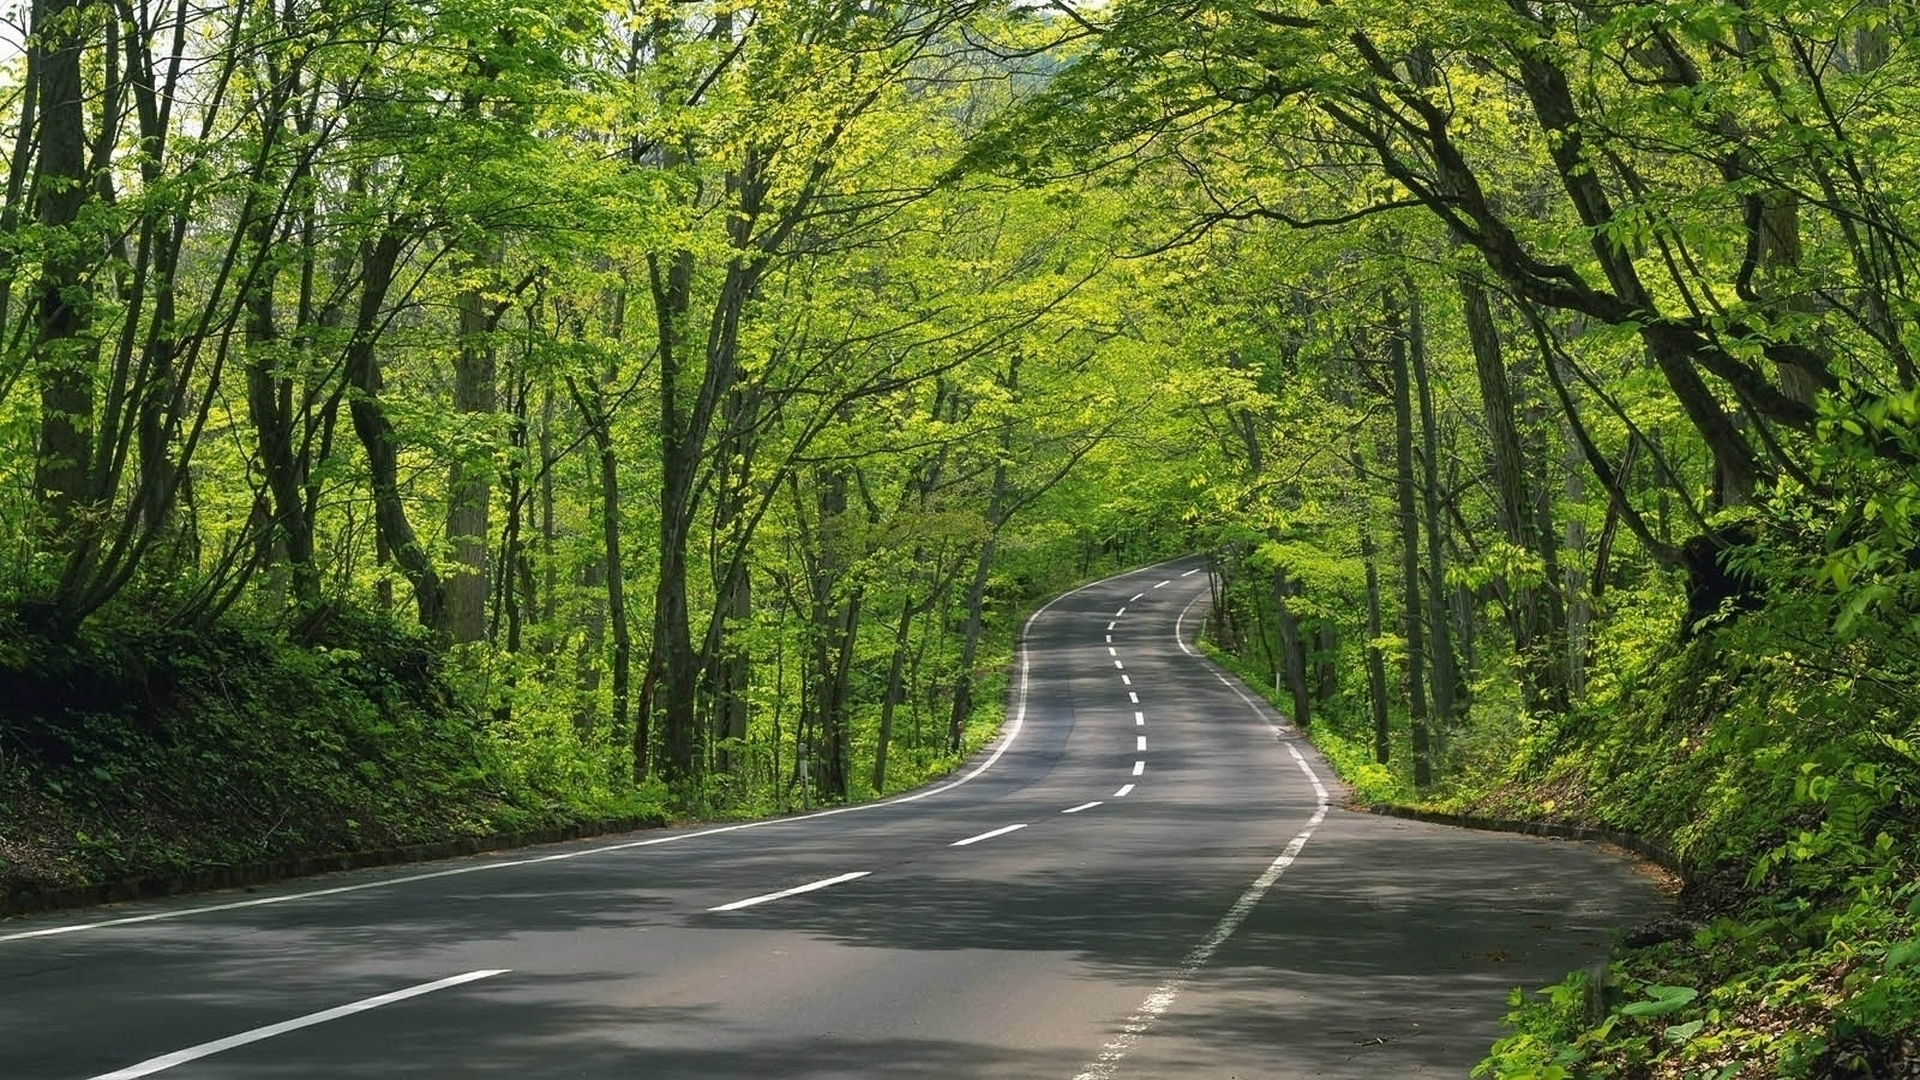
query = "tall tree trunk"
xmin=1353 ymin=442 xmax=1391 ymax=765
xmin=1563 ymin=423 xmax=1591 ymax=700
xmin=32 ymin=0 xmax=97 ymax=554
xmin=346 ymin=230 xmax=443 ymax=631
xmin=445 ymin=241 xmax=502 ymax=643
xmin=1458 ymin=275 xmax=1567 ymax=713
xmin=1407 ymin=280 xmax=1460 ymax=749
xmin=949 ymin=457 xmax=1008 ymax=755
xmin=1274 ymin=566 xmax=1311 ymax=727
xmin=1388 ymin=289 xmax=1434 ymax=788
xmin=872 ymin=593 xmax=916 ymax=793
xmin=567 ymin=375 xmax=634 ymax=773
xmin=243 ymin=228 xmax=319 ymax=607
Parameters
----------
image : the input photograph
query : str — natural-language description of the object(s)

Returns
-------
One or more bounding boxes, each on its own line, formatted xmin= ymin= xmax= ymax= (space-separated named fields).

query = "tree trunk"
xmin=1407 ymin=279 xmax=1460 ymax=749
xmin=567 ymin=376 xmax=634 ymax=774
xmin=1459 ymin=275 xmax=1567 ymax=714
xmin=1388 ymin=289 xmax=1434 ymax=788
xmin=345 ymin=230 xmax=443 ymax=631
xmin=32 ymin=0 xmax=97 ymax=552
xmin=1355 ymin=446 xmax=1391 ymax=766
xmin=872 ymin=594 xmax=915 ymax=793
xmin=445 ymin=241 xmax=502 ymax=643
xmin=1274 ymin=566 xmax=1311 ymax=727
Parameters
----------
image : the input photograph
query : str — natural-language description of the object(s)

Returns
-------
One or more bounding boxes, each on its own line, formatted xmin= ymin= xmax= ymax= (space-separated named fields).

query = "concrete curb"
xmin=1363 ymin=802 xmax=1685 ymax=876
xmin=1 ymin=813 xmax=665 ymax=919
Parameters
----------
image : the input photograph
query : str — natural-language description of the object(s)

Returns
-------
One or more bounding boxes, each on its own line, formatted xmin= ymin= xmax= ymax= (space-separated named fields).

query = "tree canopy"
xmin=3 ymin=0 xmax=1919 ymax=1072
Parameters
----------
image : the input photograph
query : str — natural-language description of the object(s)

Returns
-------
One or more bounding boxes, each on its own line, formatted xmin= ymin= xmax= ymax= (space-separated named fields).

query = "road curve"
xmin=0 ymin=557 xmax=1666 ymax=1078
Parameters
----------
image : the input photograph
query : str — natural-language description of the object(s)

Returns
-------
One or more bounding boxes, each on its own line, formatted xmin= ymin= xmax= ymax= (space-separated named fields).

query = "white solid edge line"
xmin=1113 ymin=783 xmax=1135 ymax=797
xmin=949 ymin=823 xmax=1029 ymax=848
xmin=1131 ymin=761 xmax=1144 ymax=776
xmin=1074 ymin=617 xmax=1331 ymax=1080
xmin=88 ymin=969 xmax=510 ymax=1079
xmin=5 ymin=557 xmax=1197 ymax=945
xmin=1062 ymin=802 xmax=1102 ymax=814
xmin=1174 ymin=593 xmax=1206 ymax=657
xmin=709 ymin=871 xmax=872 ymax=912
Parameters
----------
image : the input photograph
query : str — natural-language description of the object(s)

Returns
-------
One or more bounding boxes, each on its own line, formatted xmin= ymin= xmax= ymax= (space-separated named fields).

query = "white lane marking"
xmin=1134 ymin=711 xmax=1144 ymax=725
xmin=1136 ymin=735 xmax=1147 ymax=751
xmin=1105 ymin=635 xmax=1112 ymax=643
xmin=1129 ymin=692 xmax=1139 ymax=703
xmin=1107 ymin=621 xmax=1116 ymax=631
xmin=1175 ymin=593 xmax=1207 ymax=657
xmin=1073 ymin=667 xmax=1332 ymax=1080
xmin=710 ymin=871 xmax=871 ymax=912
xmin=1113 ymin=783 xmax=1135 ymax=797
xmin=1116 ymin=606 xmax=1127 ymax=616
xmin=89 ymin=969 xmax=509 ymax=1079
xmin=1154 ymin=580 xmax=1171 ymax=588
xmin=1181 ymin=567 xmax=1201 ymax=577
xmin=1062 ymin=802 xmax=1103 ymax=814
xmin=950 ymin=823 xmax=1028 ymax=847
xmin=8 ymin=558 xmax=1201 ymax=946
xmin=1108 ymin=646 xmax=1118 ymax=656
xmin=1121 ymin=675 xmax=1131 ymax=685
xmin=1114 ymin=660 xmax=1125 ymax=670
xmin=1131 ymin=761 xmax=1145 ymax=776
xmin=1130 ymin=592 xmax=1145 ymax=602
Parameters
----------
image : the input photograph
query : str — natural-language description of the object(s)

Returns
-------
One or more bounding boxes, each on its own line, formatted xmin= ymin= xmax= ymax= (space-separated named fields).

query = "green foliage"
xmin=0 ymin=603 xmax=666 ymax=894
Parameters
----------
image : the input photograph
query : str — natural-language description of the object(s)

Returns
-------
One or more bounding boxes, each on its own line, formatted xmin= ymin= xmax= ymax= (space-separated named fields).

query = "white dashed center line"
xmin=1113 ymin=783 xmax=1135 ymax=797
xmin=1128 ymin=692 xmax=1138 ymax=703
xmin=1181 ymin=567 xmax=1201 ymax=577
xmin=1121 ymin=675 xmax=1131 ymax=685
xmin=1107 ymin=621 xmax=1117 ymax=630
xmin=1134 ymin=711 xmax=1144 ymax=725
xmin=1114 ymin=660 xmax=1124 ymax=669
xmin=1062 ymin=802 xmax=1102 ymax=814
xmin=1108 ymin=646 xmax=1118 ymax=656
xmin=951 ymin=823 xmax=1028 ymax=847
xmin=710 ymin=871 xmax=871 ymax=912
xmin=1131 ymin=761 xmax=1144 ymax=776
xmin=1136 ymin=735 xmax=1147 ymax=751
xmin=1130 ymin=592 xmax=1145 ymax=602
xmin=1116 ymin=606 xmax=1127 ymax=616
xmin=88 ymin=970 xmax=511 ymax=1079
xmin=1154 ymin=579 xmax=1170 ymax=588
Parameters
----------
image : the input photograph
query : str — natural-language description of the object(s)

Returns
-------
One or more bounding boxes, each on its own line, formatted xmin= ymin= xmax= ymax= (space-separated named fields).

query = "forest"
xmin=2 ymin=0 xmax=1917 ymax=1075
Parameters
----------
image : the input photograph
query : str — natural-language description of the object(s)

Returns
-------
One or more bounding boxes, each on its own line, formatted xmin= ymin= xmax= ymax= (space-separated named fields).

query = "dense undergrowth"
xmin=0 ymin=605 xmax=665 ymax=900
xmin=1205 ymin=564 xmax=1920 ymax=1079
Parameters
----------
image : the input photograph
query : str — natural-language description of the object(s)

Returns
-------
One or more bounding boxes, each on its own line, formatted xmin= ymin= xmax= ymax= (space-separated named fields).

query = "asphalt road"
xmin=0 ymin=556 xmax=1667 ymax=1078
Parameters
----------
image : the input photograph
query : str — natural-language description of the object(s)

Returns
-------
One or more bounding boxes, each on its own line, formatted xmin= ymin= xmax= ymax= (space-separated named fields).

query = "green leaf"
xmin=1886 ymin=937 xmax=1920 ymax=971
xmin=1620 ymin=985 xmax=1698 ymax=1017
xmin=1664 ymin=1018 xmax=1705 ymax=1043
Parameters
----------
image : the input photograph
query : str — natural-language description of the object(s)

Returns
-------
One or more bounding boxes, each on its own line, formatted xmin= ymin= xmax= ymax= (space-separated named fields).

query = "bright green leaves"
xmin=1619 ymin=983 xmax=1700 ymax=1018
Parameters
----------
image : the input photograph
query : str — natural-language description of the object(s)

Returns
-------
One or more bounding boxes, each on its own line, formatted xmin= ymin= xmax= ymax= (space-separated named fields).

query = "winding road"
xmin=0 ymin=557 xmax=1666 ymax=1078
